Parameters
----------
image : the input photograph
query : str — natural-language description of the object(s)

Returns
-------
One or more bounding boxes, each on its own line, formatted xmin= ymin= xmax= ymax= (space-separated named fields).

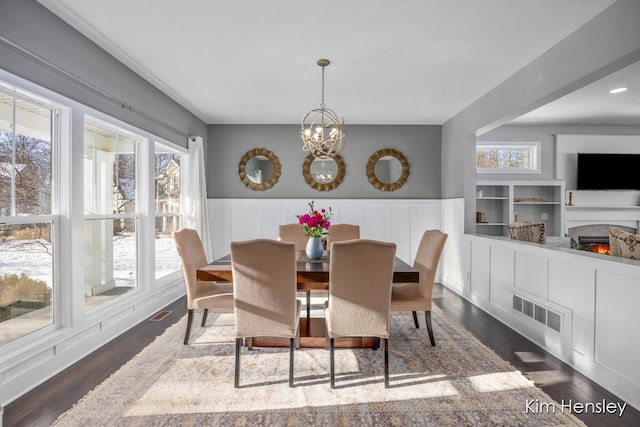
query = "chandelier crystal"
xmin=300 ymin=59 xmax=345 ymax=159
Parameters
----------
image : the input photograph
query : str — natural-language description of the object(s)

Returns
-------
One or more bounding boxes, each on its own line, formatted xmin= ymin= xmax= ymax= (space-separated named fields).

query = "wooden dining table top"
xmin=197 ymin=252 xmax=419 ymax=285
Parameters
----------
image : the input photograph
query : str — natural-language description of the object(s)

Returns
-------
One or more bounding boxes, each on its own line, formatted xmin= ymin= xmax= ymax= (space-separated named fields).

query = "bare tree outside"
xmin=154 ymin=148 xmax=182 ymax=279
xmin=0 ymin=130 xmax=52 ymax=217
xmin=0 ymin=100 xmax=54 ymax=340
xmin=476 ymin=147 xmax=530 ymax=170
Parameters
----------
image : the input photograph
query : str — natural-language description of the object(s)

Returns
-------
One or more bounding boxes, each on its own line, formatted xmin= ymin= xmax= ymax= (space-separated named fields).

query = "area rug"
xmin=53 ymin=305 xmax=586 ymax=426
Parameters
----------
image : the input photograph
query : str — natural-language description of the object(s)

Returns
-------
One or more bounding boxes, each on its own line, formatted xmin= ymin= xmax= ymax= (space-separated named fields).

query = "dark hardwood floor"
xmin=3 ymin=298 xmax=188 ymax=427
xmin=4 ymin=285 xmax=639 ymax=426
xmin=431 ymin=285 xmax=640 ymax=427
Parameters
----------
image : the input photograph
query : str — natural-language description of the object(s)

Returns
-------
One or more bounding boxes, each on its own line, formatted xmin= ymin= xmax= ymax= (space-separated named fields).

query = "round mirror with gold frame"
xmin=366 ymin=148 xmax=409 ymax=192
xmin=238 ymin=148 xmax=281 ymax=191
xmin=303 ymin=154 xmax=345 ymax=191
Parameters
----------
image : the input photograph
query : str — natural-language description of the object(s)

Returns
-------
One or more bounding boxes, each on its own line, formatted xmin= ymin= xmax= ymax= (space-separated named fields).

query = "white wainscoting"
xmin=440 ymin=198 xmax=470 ymax=295
xmin=208 ymin=198 xmax=440 ymax=263
xmin=206 ymin=198 xmax=467 ymax=287
xmin=464 ymin=234 xmax=640 ymax=411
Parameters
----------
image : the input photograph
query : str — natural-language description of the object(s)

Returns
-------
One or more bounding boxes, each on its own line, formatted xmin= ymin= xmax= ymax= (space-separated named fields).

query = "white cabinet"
xmin=465 ymin=233 xmax=640 ymax=412
xmin=476 ymin=180 xmax=565 ymax=237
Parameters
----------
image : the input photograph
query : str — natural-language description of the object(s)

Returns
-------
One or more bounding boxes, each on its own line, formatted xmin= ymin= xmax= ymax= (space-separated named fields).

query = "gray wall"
xmin=440 ymin=0 xmax=640 ymax=233
xmin=207 ymin=124 xmax=441 ymax=199
xmin=0 ymin=0 xmax=206 ymax=145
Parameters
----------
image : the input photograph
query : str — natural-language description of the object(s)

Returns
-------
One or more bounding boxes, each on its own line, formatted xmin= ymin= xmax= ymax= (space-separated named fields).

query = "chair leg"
xmin=201 ymin=308 xmax=208 ymax=327
xmin=234 ymin=338 xmax=242 ymax=388
xmin=384 ymin=337 xmax=389 ymax=388
xmin=412 ymin=311 xmax=419 ymax=328
xmin=425 ymin=311 xmax=435 ymax=346
xmin=306 ymin=290 xmax=311 ymax=320
xmin=184 ymin=309 xmax=194 ymax=345
xmin=330 ymin=338 xmax=335 ymax=388
xmin=289 ymin=338 xmax=295 ymax=388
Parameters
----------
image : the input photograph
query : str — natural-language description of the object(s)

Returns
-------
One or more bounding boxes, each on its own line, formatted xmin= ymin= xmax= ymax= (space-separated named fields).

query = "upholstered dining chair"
xmin=278 ymin=222 xmax=316 ymax=320
xmin=230 ymin=239 xmax=301 ymax=388
xmin=390 ymin=229 xmax=448 ymax=346
xmin=277 ymin=223 xmax=308 ymax=251
xmin=325 ymin=239 xmax=397 ymax=388
xmin=172 ymin=228 xmax=234 ymax=345
xmin=326 ymin=223 xmax=360 ymax=250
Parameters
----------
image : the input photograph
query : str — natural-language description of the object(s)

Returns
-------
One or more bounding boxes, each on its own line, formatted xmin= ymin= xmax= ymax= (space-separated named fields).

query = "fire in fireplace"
xmin=577 ymin=236 xmax=610 ymax=254
xmin=569 ymin=224 xmax=638 ymax=255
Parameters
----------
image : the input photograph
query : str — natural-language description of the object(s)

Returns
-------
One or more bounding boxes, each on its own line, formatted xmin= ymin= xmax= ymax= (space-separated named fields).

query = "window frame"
xmin=0 ymin=67 xmax=191 ymax=353
xmin=0 ymin=80 xmax=67 ymax=345
xmin=82 ymin=115 xmax=145 ymax=308
xmin=476 ymin=141 xmax=541 ymax=174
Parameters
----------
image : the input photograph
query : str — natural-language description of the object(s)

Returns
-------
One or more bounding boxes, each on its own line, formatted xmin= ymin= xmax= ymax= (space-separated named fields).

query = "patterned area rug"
xmin=53 ymin=305 xmax=585 ymax=426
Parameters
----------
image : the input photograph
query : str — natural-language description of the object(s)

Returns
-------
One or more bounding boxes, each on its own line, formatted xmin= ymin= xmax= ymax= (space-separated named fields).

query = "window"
xmin=83 ymin=117 xmax=140 ymax=307
xmin=0 ymin=70 xmax=189 ymax=349
xmin=0 ymin=87 xmax=56 ymax=345
xmin=476 ymin=142 xmax=541 ymax=174
xmin=154 ymin=142 xmax=184 ymax=279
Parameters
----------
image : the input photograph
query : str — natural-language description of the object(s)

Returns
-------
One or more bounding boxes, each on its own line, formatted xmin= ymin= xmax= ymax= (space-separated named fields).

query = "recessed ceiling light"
xmin=609 ymin=87 xmax=628 ymax=94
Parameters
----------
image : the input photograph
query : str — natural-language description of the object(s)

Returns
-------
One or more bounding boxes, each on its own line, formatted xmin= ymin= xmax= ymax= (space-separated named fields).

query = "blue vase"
xmin=306 ymin=237 xmax=323 ymax=260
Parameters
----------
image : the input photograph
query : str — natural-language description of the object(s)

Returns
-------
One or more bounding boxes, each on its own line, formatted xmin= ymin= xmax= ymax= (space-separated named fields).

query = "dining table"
xmin=197 ymin=251 xmax=419 ymax=349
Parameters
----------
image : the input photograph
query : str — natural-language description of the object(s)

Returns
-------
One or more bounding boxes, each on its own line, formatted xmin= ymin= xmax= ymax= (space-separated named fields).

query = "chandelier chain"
xmin=320 ymin=64 xmax=325 ymax=108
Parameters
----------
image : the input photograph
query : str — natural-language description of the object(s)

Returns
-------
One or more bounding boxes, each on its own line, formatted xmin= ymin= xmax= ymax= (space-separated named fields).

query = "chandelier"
xmin=300 ymin=59 xmax=345 ymax=159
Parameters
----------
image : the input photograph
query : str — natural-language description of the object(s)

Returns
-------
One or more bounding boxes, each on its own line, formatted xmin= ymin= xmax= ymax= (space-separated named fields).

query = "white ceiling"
xmin=38 ymin=0 xmax=637 ymax=126
xmin=511 ymin=59 xmax=640 ymax=126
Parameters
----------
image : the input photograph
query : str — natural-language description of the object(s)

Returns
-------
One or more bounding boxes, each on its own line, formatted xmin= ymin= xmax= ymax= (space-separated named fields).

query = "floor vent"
xmin=149 ymin=310 xmax=171 ymax=322
xmin=512 ymin=295 xmax=561 ymax=333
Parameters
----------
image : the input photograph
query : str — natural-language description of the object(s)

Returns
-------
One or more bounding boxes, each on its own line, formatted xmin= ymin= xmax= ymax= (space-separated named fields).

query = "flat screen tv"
xmin=577 ymin=153 xmax=640 ymax=190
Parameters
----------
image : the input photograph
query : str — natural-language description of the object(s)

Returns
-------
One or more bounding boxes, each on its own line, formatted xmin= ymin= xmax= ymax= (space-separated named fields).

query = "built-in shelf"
xmin=476 ymin=180 xmax=565 ymax=237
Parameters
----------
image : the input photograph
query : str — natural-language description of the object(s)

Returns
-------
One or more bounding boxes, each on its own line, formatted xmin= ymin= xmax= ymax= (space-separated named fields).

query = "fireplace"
xmin=568 ymin=224 xmax=637 ymax=254
xmin=577 ymin=236 xmax=611 ymax=254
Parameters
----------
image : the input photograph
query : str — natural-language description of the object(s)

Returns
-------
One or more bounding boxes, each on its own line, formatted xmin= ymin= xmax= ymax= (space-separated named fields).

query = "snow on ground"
xmin=1 ymin=234 xmax=182 ymax=344
xmin=0 ymin=234 xmax=181 ymax=288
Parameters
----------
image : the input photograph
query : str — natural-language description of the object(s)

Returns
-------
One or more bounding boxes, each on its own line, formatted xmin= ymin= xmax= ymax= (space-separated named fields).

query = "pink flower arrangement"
xmin=296 ymin=201 xmax=332 ymax=237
